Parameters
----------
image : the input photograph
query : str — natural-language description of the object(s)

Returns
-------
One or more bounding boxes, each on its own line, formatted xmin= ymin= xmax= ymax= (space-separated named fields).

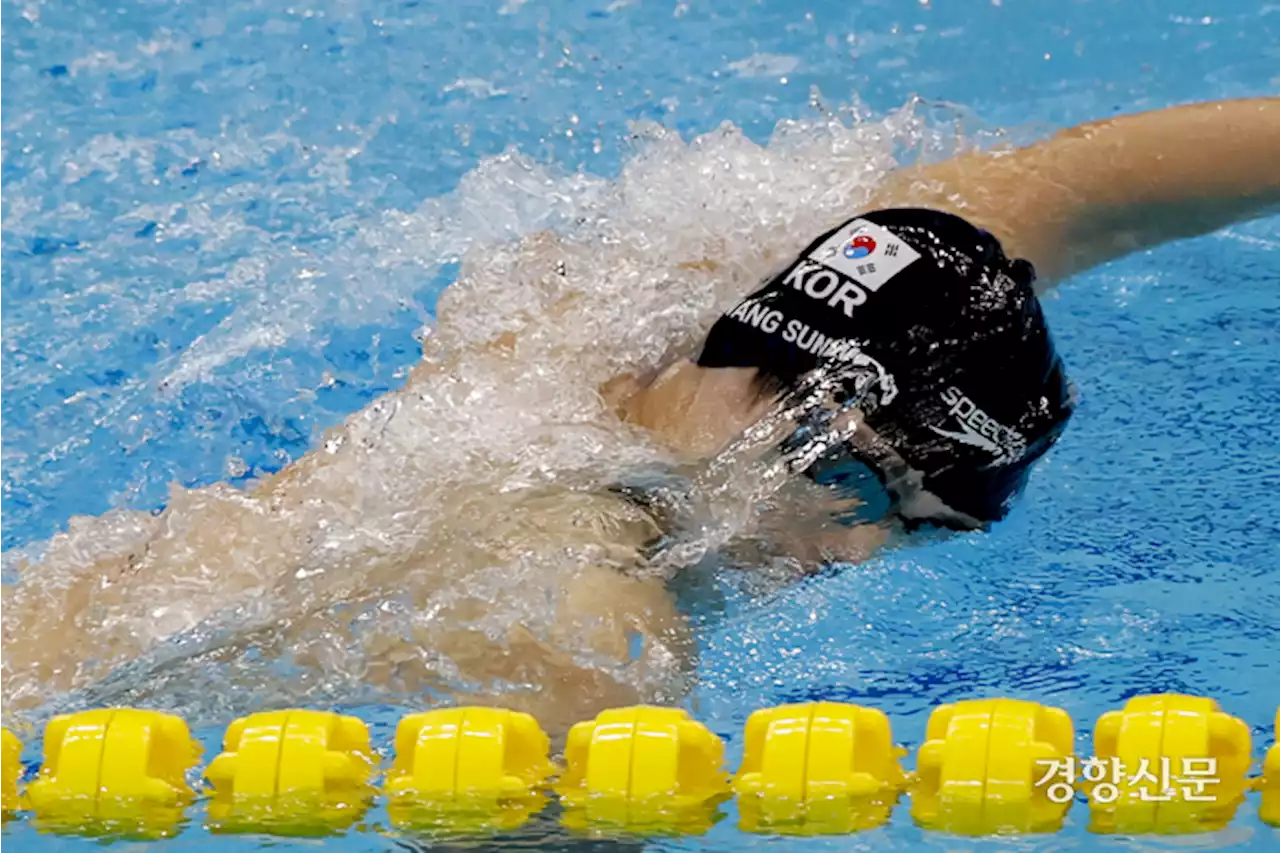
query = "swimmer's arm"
xmin=869 ymin=97 xmax=1280 ymax=288
xmin=253 ymin=320 xmax=579 ymax=500
xmin=250 ymin=331 xmax=519 ymax=500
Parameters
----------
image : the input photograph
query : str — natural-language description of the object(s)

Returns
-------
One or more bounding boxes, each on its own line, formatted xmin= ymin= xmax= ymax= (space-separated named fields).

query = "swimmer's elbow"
xmin=1028 ymin=98 xmax=1280 ymax=281
xmin=791 ymin=99 xmax=1278 ymax=289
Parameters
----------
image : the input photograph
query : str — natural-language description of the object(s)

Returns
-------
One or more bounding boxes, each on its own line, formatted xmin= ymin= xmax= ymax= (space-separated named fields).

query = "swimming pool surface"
xmin=3 ymin=0 xmax=1279 ymax=849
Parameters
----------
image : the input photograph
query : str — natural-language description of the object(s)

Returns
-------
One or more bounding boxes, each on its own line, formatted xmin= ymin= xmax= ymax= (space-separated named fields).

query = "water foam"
xmin=4 ymin=98 xmax=984 ymax=724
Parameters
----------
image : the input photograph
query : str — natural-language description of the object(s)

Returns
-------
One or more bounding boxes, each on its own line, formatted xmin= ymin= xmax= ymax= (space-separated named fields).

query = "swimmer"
xmin=3 ymin=98 xmax=1278 ymax=728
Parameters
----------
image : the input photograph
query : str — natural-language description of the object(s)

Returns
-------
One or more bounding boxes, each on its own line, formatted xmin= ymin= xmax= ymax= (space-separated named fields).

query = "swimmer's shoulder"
xmin=500 ymin=487 xmax=664 ymax=569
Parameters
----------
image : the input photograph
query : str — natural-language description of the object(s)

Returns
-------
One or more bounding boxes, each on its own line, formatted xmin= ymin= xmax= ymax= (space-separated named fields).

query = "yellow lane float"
xmin=912 ymin=698 xmax=1075 ymax=835
xmin=733 ymin=701 xmax=906 ymax=834
xmin=1088 ymin=694 xmax=1251 ymax=834
xmin=556 ymin=705 xmax=729 ymax=834
xmin=5 ymin=695 xmax=1275 ymax=840
xmin=2 ymin=727 xmax=22 ymax=816
xmin=205 ymin=709 xmax=375 ymax=835
xmin=384 ymin=706 xmax=555 ymax=834
xmin=25 ymin=709 xmax=199 ymax=839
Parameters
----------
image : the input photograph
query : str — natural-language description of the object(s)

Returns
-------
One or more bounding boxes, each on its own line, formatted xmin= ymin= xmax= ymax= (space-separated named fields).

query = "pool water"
xmin=3 ymin=0 xmax=1279 ymax=850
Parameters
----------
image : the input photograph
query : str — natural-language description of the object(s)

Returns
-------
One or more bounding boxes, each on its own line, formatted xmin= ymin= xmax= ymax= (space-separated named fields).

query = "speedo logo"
xmin=929 ymin=386 xmax=1026 ymax=465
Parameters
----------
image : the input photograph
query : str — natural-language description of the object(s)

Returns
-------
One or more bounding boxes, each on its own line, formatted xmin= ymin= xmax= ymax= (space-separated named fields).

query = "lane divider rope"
xmin=1 ymin=693 xmax=1276 ymax=839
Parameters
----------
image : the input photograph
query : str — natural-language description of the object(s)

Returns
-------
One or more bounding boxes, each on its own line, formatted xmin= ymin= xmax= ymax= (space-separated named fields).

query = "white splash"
xmin=4 ymin=99 xmax=964 ymax=723
xmin=727 ymin=52 xmax=801 ymax=78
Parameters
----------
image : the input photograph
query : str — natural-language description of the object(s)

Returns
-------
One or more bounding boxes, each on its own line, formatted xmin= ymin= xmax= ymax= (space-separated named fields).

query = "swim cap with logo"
xmin=696 ymin=208 xmax=1075 ymax=528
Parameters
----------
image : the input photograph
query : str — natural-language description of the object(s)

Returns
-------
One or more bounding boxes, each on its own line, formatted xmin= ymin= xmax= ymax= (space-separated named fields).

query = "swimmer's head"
xmin=695 ymin=209 xmax=1076 ymax=529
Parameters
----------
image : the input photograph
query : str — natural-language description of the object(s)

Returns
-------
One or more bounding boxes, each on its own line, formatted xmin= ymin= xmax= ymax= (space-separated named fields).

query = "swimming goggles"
xmin=775 ymin=367 xmax=985 ymax=531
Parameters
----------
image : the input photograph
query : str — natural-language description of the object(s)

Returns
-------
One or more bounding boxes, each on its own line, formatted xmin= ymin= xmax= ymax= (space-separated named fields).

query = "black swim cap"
xmin=696 ymin=208 xmax=1075 ymax=528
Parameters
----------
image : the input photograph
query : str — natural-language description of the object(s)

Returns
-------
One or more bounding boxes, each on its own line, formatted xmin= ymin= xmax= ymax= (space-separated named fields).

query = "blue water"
xmin=3 ymin=0 xmax=1279 ymax=849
